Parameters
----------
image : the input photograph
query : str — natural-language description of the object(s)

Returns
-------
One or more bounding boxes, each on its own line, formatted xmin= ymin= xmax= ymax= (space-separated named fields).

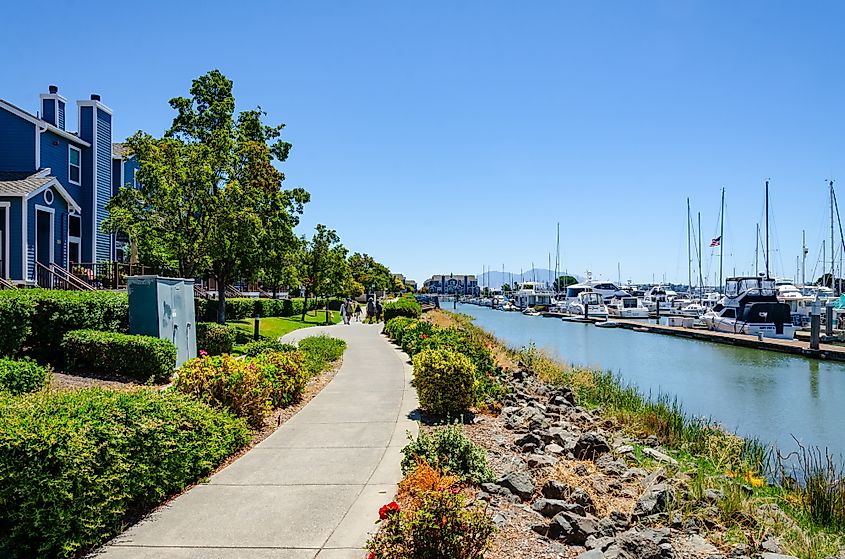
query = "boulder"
xmin=759 ymin=555 xmax=798 ymax=559
xmin=634 ymin=483 xmax=673 ymax=518
xmin=574 ymin=432 xmax=611 ymax=460
xmin=542 ymin=480 xmax=570 ymax=500
xmin=577 ymin=550 xmax=606 ymax=559
xmin=616 ymin=527 xmax=672 ymax=559
xmin=571 ymin=488 xmax=596 ymax=513
xmin=548 ymin=511 xmax=600 ymax=545
xmin=532 ymin=498 xmax=585 ymax=518
xmin=515 ymin=432 xmax=545 ymax=451
xmin=546 ymin=443 xmax=565 ymax=455
xmin=497 ymin=471 xmax=535 ymax=501
xmin=527 ymin=454 xmax=558 ymax=469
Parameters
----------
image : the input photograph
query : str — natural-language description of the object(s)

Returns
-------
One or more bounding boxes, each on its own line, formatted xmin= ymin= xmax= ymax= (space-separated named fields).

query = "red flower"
xmin=199 ymin=349 xmax=209 ymax=357
xmin=368 ymin=554 xmax=376 ymax=559
xmin=378 ymin=501 xmax=400 ymax=520
xmin=420 ymin=334 xmax=428 ymax=340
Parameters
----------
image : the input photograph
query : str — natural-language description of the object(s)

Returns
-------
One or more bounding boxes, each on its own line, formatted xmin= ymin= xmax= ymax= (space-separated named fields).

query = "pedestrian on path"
xmin=375 ymin=299 xmax=383 ymax=323
xmin=344 ymin=298 xmax=353 ymax=325
xmin=366 ymin=297 xmax=375 ymax=323
xmin=354 ymin=301 xmax=362 ymax=322
xmin=339 ymin=300 xmax=349 ymax=325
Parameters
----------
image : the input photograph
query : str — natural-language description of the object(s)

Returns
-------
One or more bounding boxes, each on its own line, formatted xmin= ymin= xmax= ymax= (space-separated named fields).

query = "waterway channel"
xmin=454 ymin=302 xmax=845 ymax=457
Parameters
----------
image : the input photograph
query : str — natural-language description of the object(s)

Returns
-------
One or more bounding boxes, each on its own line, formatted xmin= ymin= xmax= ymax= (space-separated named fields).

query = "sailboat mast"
xmin=802 ymin=230 xmax=807 ymax=285
xmin=765 ymin=180 xmax=770 ymax=279
xmin=687 ymin=198 xmax=692 ymax=294
xmin=698 ymin=212 xmax=704 ymax=300
xmin=755 ymin=224 xmax=759 ymax=276
xmin=719 ymin=187 xmax=725 ymax=290
xmin=831 ymin=180 xmax=836 ymax=293
xmin=555 ymin=223 xmax=560 ymax=293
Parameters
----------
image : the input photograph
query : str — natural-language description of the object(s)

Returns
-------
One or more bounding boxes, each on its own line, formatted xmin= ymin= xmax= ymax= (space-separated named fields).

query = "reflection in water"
xmin=456 ymin=303 xmax=845 ymax=456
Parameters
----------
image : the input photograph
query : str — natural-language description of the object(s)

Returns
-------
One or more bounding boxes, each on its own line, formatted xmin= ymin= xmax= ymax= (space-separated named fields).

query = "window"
xmin=69 ymin=146 xmax=81 ymax=185
xmin=68 ymin=215 xmax=81 ymax=264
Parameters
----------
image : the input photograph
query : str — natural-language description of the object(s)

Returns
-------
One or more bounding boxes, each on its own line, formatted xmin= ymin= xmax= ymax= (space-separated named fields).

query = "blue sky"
xmin=3 ymin=1 xmax=844 ymax=286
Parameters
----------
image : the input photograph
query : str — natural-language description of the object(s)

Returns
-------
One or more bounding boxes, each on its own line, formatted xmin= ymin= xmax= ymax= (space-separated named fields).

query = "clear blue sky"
xmin=3 ymin=1 xmax=844 ymax=286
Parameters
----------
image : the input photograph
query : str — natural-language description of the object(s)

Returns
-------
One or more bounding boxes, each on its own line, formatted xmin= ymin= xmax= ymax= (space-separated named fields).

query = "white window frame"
xmin=0 ymin=202 xmax=9 ymax=279
xmin=34 ymin=205 xmax=55 ymax=267
xmin=68 ymin=145 xmax=81 ymax=185
xmin=67 ymin=213 xmax=82 ymax=264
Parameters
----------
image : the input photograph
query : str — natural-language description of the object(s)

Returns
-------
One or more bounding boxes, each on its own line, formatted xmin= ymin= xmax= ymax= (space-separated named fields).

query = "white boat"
xmin=677 ymin=302 xmax=708 ymax=317
xmin=642 ymin=285 xmax=673 ymax=314
xmin=501 ymin=301 xmax=516 ymax=312
xmin=565 ymin=291 xmax=609 ymax=318
xmin=513 ymin=281 xmax=554 ymax=310
xmin=522 ymin=307 xmax=541 ymax=316
xmin=595 ymin=320 xmax=620 ymax=328
xmin=607 ymin=296 xmax=649 ymax=318
xmin=702 ymin=276 xmax=796 ymax=339
xmin=582 ymin=279 xmax=630 ymax=303
xmin=776 ymin=280 xmax=813 ymax=326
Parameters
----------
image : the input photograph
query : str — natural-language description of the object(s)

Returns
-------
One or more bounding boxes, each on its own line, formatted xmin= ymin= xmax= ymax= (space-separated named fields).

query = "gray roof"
xmin=0 ymin=171 xmax=53 ymax=196
xmin=112 ymin=142 xmax=128 ymax=158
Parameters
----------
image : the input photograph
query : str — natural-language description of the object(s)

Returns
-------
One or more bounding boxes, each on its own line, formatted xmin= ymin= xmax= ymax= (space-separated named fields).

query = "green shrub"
xmin=196 ymin=322 xmax=237 ymax=356
xmin=0 ymin=387 xmax=250 ymax=559
xmin=412 ymin=348 xmax=477 ymax=416
xmin=366 ymin=484 xmax=494 ymax=559
xmin=174 ymin=354 xmax=273 ymax=427
xmin=62 ymin=330 xmax=177 ymax=383
xmin=401 ymin=423 xmax=494 ymax=484
xmin=0 ymin=357 xmax=51 ymax=395
xmin=383 ymin=316 xmax=415 ymax=342
xmin=0 ymin=297 xmax=33 ymax=356
xmin=298 ymin=335 xmax=347 ymax=376
xmin=242 ymin=339 xmax=297 ymax=357
xmin=0 ymin=290 xmax=129 ymax=362
xmin=198 ymin=297 xmax=340 ymax=321
xmin=251 ymin=350 xmax=310 ymax=407
xmin=383 ymin=298 xmax=422 ymax=322
xmin=400 ymin=320 xmax=435 ymax=355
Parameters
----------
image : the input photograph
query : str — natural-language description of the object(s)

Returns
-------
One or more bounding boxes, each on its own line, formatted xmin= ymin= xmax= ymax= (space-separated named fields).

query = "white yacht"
xmin=677 ymin=302 xmax=708 ymax=317
xmin=565 ymin=291 xmax=609 ymax=318
xmin=513 ymin=282 xmax=554 ymax=310
xmin=702 ymin=276 xmax=796 ymax=339
xmin=642 ymin=285 xmax=673 ymax=314
xmin=776 ymin=280 xmax=812 ymax=326
xmin=607 ymin=296 xmax=649 ymax=318
xmin=582 ymin=280 xmax=630 ymax=302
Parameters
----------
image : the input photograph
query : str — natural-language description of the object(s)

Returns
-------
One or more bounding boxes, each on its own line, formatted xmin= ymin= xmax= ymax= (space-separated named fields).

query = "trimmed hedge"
xmin=196 ymin=322 xmax=237 ymax=356
xmin=0 ymin=357 xmax=51 ymax=395
xmin=62 ymin=330 xmax=177 ymax=383
xmin=412 ymin=348 xmax=477 ymax=416
xmin=0 ymin=387 xmax=250 ymax=559
xmin=0 ymin=297 xmax=33 ymax=356
xmin=174 ymin=351 xmax=310 ymax=427
xmin=0 ymin=290 xmax=129 ymax=362
xmin=383 ymin=298 xmax=422 ymax=322
xmin=196 ymin=297 xmax=343 ymax=322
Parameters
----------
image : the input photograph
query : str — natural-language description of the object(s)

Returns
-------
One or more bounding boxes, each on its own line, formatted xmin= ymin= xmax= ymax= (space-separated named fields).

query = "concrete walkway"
xmin=97 ymin=322 xmax=418 ymax=559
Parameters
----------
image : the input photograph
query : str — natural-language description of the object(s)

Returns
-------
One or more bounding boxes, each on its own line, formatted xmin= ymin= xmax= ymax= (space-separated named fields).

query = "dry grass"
xmin=397 ymin=460 xmax=462 ymax=509
xmin=538 ymin=460 xmax=638 ymax=518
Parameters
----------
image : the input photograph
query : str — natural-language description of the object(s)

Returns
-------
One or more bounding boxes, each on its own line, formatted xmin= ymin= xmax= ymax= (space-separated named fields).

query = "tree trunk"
xmin=217 ymin=272 xmax=227 ymax=324
xmin=325 ymin=296 xmax=330 ymax=325
xmin=302 ymin=292 xmax=308 ymax=322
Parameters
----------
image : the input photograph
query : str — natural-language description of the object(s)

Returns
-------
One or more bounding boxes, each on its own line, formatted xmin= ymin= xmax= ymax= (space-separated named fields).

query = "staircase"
xmin=35 ymin=262 xmax=95 ymax=291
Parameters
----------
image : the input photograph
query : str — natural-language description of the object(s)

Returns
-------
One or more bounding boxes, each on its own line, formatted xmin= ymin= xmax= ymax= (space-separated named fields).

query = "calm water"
xmin=455 ymin=303 xmax=845 ymax=456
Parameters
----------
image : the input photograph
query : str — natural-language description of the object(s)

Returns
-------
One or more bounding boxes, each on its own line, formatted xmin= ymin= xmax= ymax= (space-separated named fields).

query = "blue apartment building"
xmin=0 ymin=86 xmax=138 ymax=284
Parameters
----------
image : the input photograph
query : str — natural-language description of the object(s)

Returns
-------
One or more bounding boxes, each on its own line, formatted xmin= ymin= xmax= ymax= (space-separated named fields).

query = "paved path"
xmin=96 ymin=322 xmax=418 ymax=559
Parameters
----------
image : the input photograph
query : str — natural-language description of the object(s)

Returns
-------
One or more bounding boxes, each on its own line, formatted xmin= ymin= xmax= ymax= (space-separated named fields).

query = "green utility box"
xmin=128 ymin=276 xmax=197 ymax=368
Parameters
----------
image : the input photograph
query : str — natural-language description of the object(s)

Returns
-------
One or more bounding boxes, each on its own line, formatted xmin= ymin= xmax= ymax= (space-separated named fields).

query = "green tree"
xmin=301 ymin=225 xmax=349 ymax=324
xmin=553 ymin=275 xmax=578 ymax=291
xmin=501 ymin=283 xmax=511 ymax=292
xmin=348 ymin=253 xmax=392 ymax=295
xmin=106 ymin=70 xmax=307 ymax=323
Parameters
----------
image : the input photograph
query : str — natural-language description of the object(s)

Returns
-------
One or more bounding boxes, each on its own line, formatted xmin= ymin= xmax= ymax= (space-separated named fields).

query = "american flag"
xmin=710 ymin=236 xmax=721 ymax=247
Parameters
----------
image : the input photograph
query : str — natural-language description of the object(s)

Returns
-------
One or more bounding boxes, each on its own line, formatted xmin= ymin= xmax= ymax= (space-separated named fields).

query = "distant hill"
xmin=478 ymin=269 xmax=584 ymax=289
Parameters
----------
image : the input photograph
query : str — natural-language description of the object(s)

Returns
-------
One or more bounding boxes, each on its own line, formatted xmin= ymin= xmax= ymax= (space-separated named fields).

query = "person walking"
xmin=339 ymin=299 xmax=349 ymax=325
xmin=354 ymin=301 xmax=362 ymax=322
xmin=366 ymin=297 xmax=375 ymax=324
xmin=344 ymin=298 xmax=353 ymax=325
xmin=375 ymin=299 xmax=383 ymax=323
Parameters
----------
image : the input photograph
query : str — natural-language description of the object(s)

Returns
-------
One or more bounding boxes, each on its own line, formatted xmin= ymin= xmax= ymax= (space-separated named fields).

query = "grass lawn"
xmin=231 ymin=310 xmax=341 ymax=342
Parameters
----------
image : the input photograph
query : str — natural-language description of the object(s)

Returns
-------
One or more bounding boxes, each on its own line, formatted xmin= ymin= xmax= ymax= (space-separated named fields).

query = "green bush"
xmin=196 ymin=322 xmax=237 ymax=356
xmin=383 ymin=316 xmax=415 ymax=342
xmin=383 ymin=298 xmax=422 ymax=322
xmin=251 ymin=350 xmax=310 ymax=407
xmin=0 ymin=387 xmax=250 ymax=559
xmin=401 ymin=423 xmax=494 ymax=484
xmin=0 ymin=290 xmax=129 ymax=362
xmin=400 ymin=320 xmax=435 ymax=356
xmin=242 ymin=339 xmax=297 ymax=357
xmin=366 ymin=484 xmax=495 ymax=559
xmin=0 ymin=297 xmax=33 ymax=356
xmin=198 ymin=297 xmax=341 ymax=321
xmin=412 ymin=348 xmax=477 ymax=416
xmin=297 ymin=335 xmax=347 ymax=376
xmin=62 ymin=330 xmax=177 ymax=383
xmin=175 ymin=354 xmax=274 ymax=427
xmin=0 ymin=357 xmax=51 ymax=395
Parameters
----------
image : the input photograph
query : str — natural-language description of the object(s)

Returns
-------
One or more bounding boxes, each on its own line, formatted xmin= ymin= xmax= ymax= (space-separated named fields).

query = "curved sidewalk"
xmin=96 ymin=322 xmax=418 ymax=559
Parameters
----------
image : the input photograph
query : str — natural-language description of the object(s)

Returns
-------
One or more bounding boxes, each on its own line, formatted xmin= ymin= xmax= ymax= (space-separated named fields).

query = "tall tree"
xmin=348 ymin=252 xmax=392 ymax=296
xmin=106 ymin=70 xmax=307 ymax=323
xmin=301 ymin=225 xmax=349 ymax=323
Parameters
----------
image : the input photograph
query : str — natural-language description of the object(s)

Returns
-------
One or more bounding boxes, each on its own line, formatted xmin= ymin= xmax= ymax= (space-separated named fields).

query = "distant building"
xmin=405 ymin=279 xmax=417 ymax=291
xmin=423 ymin=274 xmax=479 ymax=295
